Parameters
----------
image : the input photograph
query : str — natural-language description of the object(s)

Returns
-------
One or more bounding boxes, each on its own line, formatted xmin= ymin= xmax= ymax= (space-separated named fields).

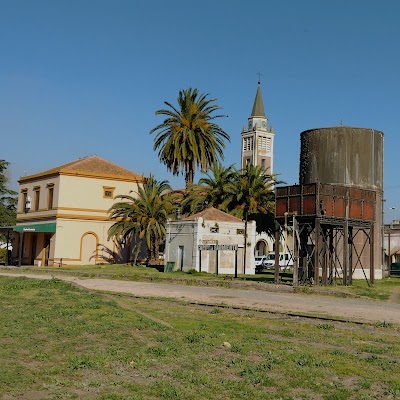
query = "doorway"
xmin=255 ymin=240 xmax=269 ymax=257
xmin=44 ymin=234 xmax=51 ymax=266
xmin=29 ymin=234 xmax=37 ymax=265
xmin=81 ymin=233 xmax=97 ymax=265
xmin=178 ymin=246 xmax=184 ymax=271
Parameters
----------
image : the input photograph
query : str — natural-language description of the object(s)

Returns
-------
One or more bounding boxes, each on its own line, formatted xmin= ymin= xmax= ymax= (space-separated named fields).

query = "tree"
xmin=228 ymin=164 xmax=280 ymax=272
xmin=181 ymin=161 xmax=235 ymax=215
xmin=0 ymin=160 xmax=17 ymax=228
xmin=177 ymin=161 xmax=281 ymax=273
xmin=183 ymin=162 xmax=279 ymax=235
xmin=150 ymin=88 xmax=230 ymax=188
xmin=108 ymin=176 xmax=176 ymax=264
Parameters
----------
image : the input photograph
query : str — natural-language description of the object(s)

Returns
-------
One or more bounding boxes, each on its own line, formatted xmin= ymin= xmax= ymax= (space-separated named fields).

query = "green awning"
xmin=14 ymin=223 xmax=57 ymax=233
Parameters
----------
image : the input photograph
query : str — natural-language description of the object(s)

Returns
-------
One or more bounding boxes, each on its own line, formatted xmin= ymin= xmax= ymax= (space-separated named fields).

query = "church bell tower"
xmin=241 ymin=82 xmax=274 ymax=173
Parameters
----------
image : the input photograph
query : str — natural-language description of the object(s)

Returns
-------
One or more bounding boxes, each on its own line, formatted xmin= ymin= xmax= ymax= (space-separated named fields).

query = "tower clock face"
xmin=248 ymin=121 xmax=253 ymax=130
xmin=262 ymin=121 xmax=267 ymax=128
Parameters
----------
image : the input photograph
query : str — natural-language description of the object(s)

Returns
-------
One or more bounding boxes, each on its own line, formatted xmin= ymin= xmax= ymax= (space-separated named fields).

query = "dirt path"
xmin=389 ymin=285 xmax=400 ymax=304
xmin=1 ymin=272 xmax=399 ymax=325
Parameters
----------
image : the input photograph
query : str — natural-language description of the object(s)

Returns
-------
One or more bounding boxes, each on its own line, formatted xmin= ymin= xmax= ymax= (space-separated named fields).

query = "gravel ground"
xmin=1 ymin=272 xmax=399 ymax=325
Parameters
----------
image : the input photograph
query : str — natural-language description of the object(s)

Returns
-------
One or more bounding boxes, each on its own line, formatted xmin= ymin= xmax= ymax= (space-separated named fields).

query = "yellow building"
xmin=14 ymin=156 xmax=145 ymax=266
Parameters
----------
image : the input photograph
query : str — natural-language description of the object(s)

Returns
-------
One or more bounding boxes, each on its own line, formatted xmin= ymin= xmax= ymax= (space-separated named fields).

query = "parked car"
xmin=254 ymin=256 xmax=268 ymax=273
xmin=263 ymin=252 xmax=294 ymax=271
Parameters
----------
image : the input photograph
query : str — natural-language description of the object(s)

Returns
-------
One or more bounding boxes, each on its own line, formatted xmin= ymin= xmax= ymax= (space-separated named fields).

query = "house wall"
xmin=165 ymin=217 xmax=256 ymax=275
xmin=53 ymin=219 xmax=116 ymax=265
xmin=15 ymin=171 xmax=143 ymax=266
xmin=16 ymin=176 xmax=60 ymax=220
xmin=165 ymin=220 xmax=198 ymax=271
xmin=384 ymin=224 xmax=400 ymax=269
xmin=57 ymin=174 xmax=139 ymax=213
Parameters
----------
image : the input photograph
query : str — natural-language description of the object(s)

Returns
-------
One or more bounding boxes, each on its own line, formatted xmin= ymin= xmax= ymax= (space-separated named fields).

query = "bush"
xmin=186 ymin=269 xmax=198 ymax=275
xmin=0 ymin=248 xmax=6 ymax=263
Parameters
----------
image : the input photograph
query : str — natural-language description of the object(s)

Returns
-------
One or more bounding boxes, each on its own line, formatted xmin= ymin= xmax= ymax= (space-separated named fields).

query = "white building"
xmin=165 ymin=207 xmax=256 ymax=275
xmin=384 ymin=220 xmax=400 ymax=270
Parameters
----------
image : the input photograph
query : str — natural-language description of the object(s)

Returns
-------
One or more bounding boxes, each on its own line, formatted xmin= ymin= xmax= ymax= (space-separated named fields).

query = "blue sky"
xmin=1 ymin=0 xmax=399 ymax=222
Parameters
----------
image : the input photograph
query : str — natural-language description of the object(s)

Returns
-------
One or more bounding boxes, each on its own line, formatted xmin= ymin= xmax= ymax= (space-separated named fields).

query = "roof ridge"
xmin=182 ymin=207 xmax=242 ymax=222
xmin=19 ymin=155 xmax=144 ymax=182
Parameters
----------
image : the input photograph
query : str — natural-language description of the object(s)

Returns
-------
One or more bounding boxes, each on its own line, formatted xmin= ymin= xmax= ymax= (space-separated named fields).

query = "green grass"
xmin=309 ymin=276 xmax=400 ymax=301
xmin=1 ymin=276 xmax=400 ymax=399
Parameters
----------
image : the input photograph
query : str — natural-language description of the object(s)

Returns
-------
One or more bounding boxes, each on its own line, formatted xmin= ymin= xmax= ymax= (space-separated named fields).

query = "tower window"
xmin=258 ymin=136 xmax=272 ymax=152
xmin=261 ymin=159 xmax=266 ymax=169
xmin=243 ymin=137 xmax=254 ymax=152
xmin=266 ymin=138 xmax=272 ymax=152
xmin=258 ymin=136 xmax=267 ymax=151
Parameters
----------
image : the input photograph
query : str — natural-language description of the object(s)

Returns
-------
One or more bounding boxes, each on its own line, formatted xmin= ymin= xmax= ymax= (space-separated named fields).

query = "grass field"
xmin=0 ymin=275 xmax=400 ymax=399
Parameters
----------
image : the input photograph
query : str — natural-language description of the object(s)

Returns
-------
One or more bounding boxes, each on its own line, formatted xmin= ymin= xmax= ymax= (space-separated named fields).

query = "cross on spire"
xmin=256 ymin=72 xmax=263 ymax=84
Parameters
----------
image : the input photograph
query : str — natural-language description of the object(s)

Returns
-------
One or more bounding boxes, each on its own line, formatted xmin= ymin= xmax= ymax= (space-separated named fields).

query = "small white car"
xmin=254 ymin=256 xmax=268 ymax=272
xmin=263 ymin=252 xmax=294 ymax=271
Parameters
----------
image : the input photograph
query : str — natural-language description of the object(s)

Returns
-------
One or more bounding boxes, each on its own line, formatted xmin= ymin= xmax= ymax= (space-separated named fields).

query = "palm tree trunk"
xmin=132 ymin=240 xmax=142 ymax=266
xmin=243 ymin=216 xmax=248 ymax=274
xmin=154 ymin=238 xmax=159 ymax=264
xmin=185 ymin=162 xmax=195 ymax=188
xmin=149 ymin=233 xmax=157 ymax=264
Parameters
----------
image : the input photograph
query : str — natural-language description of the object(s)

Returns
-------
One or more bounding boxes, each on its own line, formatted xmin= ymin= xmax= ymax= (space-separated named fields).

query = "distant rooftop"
xmin=182 ymin=207 xmax=242 ymax=223
xmin=19 ymin=155 xmax=145 ymax=183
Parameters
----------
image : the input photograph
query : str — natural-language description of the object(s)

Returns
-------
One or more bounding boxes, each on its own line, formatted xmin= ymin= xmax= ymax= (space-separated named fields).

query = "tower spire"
xmin=242 ymin=81 xmax=273 ymax=173
xmin=251 ymin=82 xmax=266 ymax=117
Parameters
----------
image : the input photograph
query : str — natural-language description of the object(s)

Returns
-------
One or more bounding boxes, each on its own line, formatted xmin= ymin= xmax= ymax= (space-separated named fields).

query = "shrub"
xmin=0 ymin=248 xmax=6 ymax=263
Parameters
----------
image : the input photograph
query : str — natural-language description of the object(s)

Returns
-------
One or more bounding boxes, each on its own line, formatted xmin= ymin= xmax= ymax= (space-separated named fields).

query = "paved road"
xmin=1 ymin=272 xmax=399 ymax=325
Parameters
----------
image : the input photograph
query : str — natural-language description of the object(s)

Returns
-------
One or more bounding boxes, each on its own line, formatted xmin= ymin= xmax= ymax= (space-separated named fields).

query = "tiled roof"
xmin=19 ymin=156 xmax=144 ymax=182
xmin=182 ymin=207 xmax=242 ymax=223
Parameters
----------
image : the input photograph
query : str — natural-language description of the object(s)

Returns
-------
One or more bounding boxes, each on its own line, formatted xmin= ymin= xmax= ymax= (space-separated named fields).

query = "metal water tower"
xmin=275 ymin=126 xmax=384 ymax=285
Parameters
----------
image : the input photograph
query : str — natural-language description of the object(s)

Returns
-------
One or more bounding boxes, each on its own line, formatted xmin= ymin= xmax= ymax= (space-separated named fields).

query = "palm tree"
xmin=228 ymin=164 xmax=279 ymax=273
xmin=182 ymin=162 xmax=279 ymax=272
xmin=150 ymin=88 xmax=230 ymax=188
xmin=108 ymin=176 xmax=175 ymax=264
xmin=182 ymin=161 xmax=235 ymax=215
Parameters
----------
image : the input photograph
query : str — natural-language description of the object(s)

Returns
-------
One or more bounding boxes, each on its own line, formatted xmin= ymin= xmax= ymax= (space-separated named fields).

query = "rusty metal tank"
xmin=299 ymin=126 xmax=384 ymax=190
xmin=299 ymin=126 xmax=384 ymax=278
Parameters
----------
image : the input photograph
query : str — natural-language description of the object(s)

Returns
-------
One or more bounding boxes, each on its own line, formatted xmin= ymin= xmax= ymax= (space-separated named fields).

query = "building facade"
xmin=384 ymin=220 xmax=400 ymax=270
xmin=14 ymin=156 xmax=145 ymax=266
xmin=165 ymin=208 xmax=256 ymax=275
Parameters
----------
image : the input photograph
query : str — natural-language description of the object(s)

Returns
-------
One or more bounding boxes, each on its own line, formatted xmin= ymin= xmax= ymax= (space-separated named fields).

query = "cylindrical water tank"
xmin=299 ymin=126 xmax=384 ymax=278
xmin=299 ymin=126 xmax=384 ymax=189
